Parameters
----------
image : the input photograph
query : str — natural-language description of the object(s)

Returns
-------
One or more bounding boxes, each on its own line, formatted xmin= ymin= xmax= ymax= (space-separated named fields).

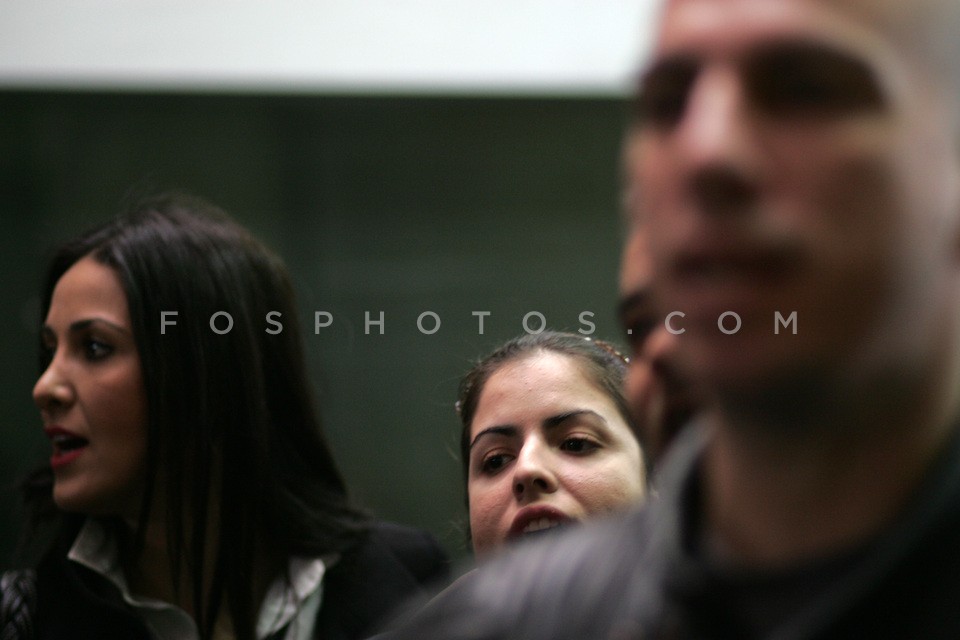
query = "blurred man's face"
xmin=619 ymin=229 xmax=696 ymax=463
xmin=624 ymin=0 xmax=960 ymax=401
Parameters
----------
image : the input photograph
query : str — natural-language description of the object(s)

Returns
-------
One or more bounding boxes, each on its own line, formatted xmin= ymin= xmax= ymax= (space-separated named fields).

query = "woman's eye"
xmin=560 ymin=438 xmax=599 ymax=455
xmin=39 ymin=344 xmax=54 ymax=369
xmin=84 ymin=338 xmax=114 ymax=361
xmin=481 ymin=453 xmax=514 ymax=475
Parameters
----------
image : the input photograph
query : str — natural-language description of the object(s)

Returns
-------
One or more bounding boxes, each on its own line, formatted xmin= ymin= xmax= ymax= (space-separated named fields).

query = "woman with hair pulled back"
xmin=18 ymin=192 xmax=447 ymax=639
xmin=457 ymin=331 xmax=648 ymax=559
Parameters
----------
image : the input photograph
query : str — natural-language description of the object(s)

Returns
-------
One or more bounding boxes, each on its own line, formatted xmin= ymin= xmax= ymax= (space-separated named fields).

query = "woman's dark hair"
xmin=28 ymin=192 xmax=369 ymax=640
xmin=456 ymin=331 xmax=645 ymax=492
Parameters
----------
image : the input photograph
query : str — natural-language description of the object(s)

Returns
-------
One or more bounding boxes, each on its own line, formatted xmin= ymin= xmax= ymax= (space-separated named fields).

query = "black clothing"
xmin=30 ymin=521 xmax=447 ymax=640
xmin=383 ymin=425 xmax=960 ymax=639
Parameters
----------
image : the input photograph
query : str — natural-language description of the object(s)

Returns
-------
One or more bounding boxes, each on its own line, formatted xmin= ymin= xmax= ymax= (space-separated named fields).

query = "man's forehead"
xmin=655 ymin=0 xmax=886 ymax=54
xmin=657 ymin=0 xmax=941 ymax=24
xmin=644 ymin=0 xmax=960 ymax=128
xmin=653 ymin=0 xmax=959 ymax=72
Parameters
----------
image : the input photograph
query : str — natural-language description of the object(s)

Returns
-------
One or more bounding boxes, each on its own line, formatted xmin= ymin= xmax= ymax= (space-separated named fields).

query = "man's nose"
xmin=674 ymin=67 xmax=761 ymax=215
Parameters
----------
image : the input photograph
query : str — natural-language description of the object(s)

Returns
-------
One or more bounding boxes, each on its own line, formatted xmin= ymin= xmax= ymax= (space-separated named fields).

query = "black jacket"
xmin=31 ymin=520 xmax=448 ymax=640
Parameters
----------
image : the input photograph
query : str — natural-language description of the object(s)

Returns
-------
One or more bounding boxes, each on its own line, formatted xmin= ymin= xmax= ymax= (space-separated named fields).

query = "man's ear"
xmin=952 ymin=157 xmax=960 ymax=259
xmin=947 ymin=131 xmax=960 ymax=259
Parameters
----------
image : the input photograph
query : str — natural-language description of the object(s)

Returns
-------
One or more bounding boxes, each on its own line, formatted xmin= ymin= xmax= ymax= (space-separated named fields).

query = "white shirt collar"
xmin=68 ymin=518 xmax=335 ymax=640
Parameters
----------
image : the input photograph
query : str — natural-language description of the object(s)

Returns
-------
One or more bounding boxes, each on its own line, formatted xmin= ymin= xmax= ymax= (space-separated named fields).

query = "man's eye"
xmin=749 ymin=47 xmax=883 ymax=116
xmin=624 ymin=316 xmax=657 ymax=353
xmin=85 ymin=339 xmax=113 ymax=361
xmin=634 ymin=61 xmax=698 ymax=128
xmin=560 ymin=438 xmax=599 ymax=455
xmin=635 ymin=85 xmax=688 ymax=128
xmin=754 ymin=71 xmax=849 ymax=112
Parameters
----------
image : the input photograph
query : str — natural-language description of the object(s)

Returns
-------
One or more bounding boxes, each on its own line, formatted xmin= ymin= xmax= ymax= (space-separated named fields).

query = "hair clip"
xmin=585 ymin=336 xmax=630 ymax=364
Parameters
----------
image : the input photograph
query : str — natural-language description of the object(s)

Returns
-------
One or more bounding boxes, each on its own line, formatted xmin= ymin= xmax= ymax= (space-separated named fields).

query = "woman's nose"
xmin=33 ymin=355 xmax=75 ymax=417
xmin=512 ymin=441 xmax=559 ymax=500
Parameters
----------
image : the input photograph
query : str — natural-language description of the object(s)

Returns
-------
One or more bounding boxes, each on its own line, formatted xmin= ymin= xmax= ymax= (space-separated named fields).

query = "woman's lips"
xmin=508 ymin=506 xmax=574 ymax=540
xmin=44 ymin=426 xmax=89 ymax=470
xmin=50 ymin=448 xmax=85 ymax=470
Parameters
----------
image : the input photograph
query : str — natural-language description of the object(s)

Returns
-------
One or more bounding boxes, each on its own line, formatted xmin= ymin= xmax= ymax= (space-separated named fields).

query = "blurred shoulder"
xmin=316 ymin=521 xmax=452 ymax=638
xmin=365 ymin=521 xmax=451 ymax=586
xmin=382 ymin=507 xmax=658 ymax=640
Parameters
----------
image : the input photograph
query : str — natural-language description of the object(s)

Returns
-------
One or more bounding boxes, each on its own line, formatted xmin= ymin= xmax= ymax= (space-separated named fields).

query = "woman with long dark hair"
xmin=12 ymin=192 xmax=447 ymax=639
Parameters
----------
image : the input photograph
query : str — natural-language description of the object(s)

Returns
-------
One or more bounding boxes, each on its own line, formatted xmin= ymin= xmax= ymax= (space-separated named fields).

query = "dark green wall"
xmin=0 ymin=90 xmax=630 ymax=564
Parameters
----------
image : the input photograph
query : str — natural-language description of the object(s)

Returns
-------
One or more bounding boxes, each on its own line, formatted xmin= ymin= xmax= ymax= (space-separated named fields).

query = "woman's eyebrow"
xmin=469 ymin=425 xmax=518 ymax=451
xmin=68 ymin=317 xmax=128 ymax=334
xmin=544 ymin=410 xmax=606 ymax=429
xmin=470 ymin=410 xmax=608 ymax=451
xmin=41 ymin=317 xmax=129 ymax=337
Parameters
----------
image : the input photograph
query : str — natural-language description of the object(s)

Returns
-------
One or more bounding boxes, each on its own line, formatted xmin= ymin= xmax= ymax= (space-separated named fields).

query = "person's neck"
xmin=700 ymin=369 xmax=960 ymax=569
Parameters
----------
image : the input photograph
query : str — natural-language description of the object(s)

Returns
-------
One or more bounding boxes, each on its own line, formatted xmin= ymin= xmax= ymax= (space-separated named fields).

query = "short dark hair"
xmin=456 ymin=331 xmax=644 ymax=493
xmin=29 ymin=192 xmax=369 ymax=640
